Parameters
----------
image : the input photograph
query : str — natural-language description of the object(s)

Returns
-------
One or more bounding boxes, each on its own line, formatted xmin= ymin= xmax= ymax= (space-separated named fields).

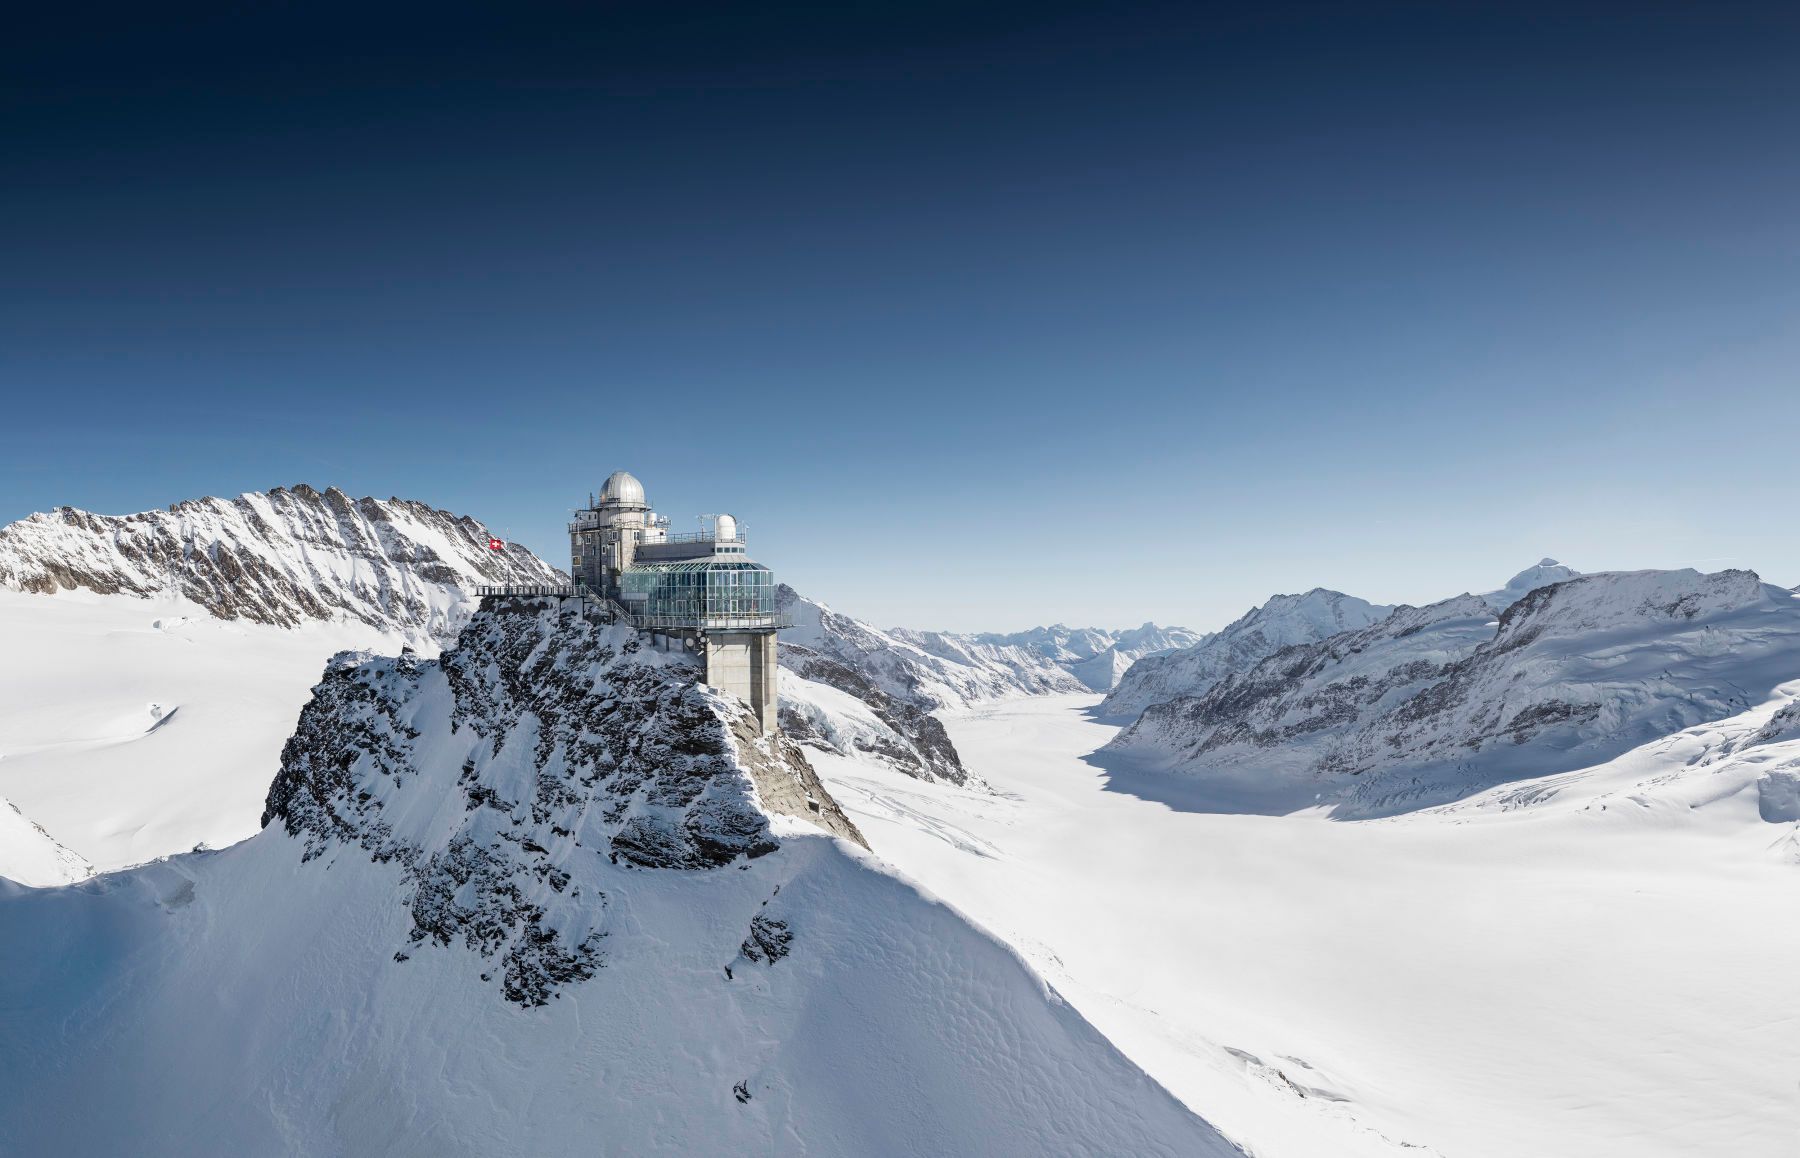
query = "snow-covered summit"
xmin=0 ymin=485 xmax=563 ymax=644
xmin=1102 ymin=588 xmax=1391 ymax=718
xmin=1486 ymin=556 xmax=1582 ymax=611
xmin=0 ymin=596 xmax=1237 ymax=1156
xmin=1107 ymin=567 xmax=1800 ymax=816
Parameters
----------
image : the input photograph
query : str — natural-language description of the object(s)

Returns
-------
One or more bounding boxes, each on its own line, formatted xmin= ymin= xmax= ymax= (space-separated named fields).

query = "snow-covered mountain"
xmin=777 ymin=586 xmax=1088 ymax=786
xmin=1424 ymin=674 xmax=1800 ymax=838
xmin=1106 ymin=566 xmax=1800 ymax=816
xmin=1102 ymin=588 xmax=1392 ymax=718
xmin=0 ymin=487 xmax=567 ymax=876
xmin=1483 ymin=556 xmax=1581 ymax=611
xmin=0 ymin=484 xmax=562 ymax=643
xmin=970 ymin=622 xmax=1206 ymax=691
xmin=0 ymin=596 xmax=1237 ymax=1157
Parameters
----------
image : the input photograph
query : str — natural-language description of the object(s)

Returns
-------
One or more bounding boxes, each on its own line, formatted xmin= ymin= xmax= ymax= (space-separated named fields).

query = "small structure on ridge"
xmin=569 ymin=471 xmax=780 ymax=733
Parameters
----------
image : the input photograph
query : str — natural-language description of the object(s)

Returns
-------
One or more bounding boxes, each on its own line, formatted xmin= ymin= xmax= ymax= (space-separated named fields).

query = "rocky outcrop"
xmin=0 ymin=485 xmax=563 ymax=643
xmin=779 ymin=643 xmax=972 ymax=785
xmin=264 ymin=596 xmax=863 ymax=1006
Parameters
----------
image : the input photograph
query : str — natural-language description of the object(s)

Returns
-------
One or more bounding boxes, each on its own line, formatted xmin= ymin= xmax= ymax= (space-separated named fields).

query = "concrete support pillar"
xmin=702 ymin=630 xmax=779 ymax=734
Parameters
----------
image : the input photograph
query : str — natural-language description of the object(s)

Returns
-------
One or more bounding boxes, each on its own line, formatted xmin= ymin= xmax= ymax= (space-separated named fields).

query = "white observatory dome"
xmin=598 ymin=470 xmax=647 ymax=507
xmin=715 ymin=514 xmax=737 ymax=541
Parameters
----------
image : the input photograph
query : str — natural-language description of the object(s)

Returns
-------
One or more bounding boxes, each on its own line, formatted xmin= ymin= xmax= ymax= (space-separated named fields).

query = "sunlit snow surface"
xmin=0 ymin=589 xmax=423 ymax=872
xmin=813 ymin=693 xmax=1800 ymax=1158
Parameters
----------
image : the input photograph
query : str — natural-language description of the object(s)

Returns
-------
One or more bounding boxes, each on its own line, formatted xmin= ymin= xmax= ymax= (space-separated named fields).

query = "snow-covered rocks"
xmin=780 ymin=586 xmax=1086 ymax=711
xmin=1103 ymin=588 xmax=1391 ymax=718
xmin=779 ymin=644 xmax=971 ymax=785
xmin=0 ymin=597 xmax=1237 ymax=1157
xmin=1107 ymin=567 xmax=1800 ymax=816
xmin=0 ymin=484 xmax=563 ymax=643
xmin=777 ymin=586 xmax=1091 ymax=785
xmin=0 ymin=487 xmax=571 ymax=875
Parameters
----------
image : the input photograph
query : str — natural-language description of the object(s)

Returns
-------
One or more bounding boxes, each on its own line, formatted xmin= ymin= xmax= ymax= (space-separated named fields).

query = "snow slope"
xmin=0 ymin=488 xmax=566 ymax=874
xmin=811 ymin=693 xmax=1800 ymax=1158
xmin=1103 ymin=588 xmax=1391 ymax=718
xmin=0 ymin=588 xmax=429 ymax=872
xmin=0 ymin=599 xmax=1238 ymax=1158
xmin=0 ymin=795 xmax=91 ymax=886
xmin=1107 ymin=567 xmax=1800 ymax=815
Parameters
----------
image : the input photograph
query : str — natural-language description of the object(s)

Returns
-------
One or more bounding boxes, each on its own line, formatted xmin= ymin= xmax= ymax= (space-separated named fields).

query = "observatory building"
xmin=570 ymin=471 xmax=780 ymax=732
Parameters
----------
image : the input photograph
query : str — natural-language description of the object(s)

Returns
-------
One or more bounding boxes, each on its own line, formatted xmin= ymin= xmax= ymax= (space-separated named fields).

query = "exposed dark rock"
xmin=263 ymin=596 xmax=863 ymax=1007
xmin=739 ymin=913 xmax=793 ymax=965
xmin=0 ymin=486 xmax=563 ymax=641
xmin=779 ymin=643 xmax=970 ymax=786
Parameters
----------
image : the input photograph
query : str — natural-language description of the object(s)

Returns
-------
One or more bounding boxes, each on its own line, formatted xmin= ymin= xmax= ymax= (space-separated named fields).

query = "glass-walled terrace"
xmin=618 ymin=559 xmax=777 ymax=628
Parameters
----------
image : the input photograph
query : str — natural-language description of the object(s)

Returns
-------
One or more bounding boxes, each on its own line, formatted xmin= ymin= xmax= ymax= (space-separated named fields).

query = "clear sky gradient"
xmin=3 ymin=2 xmax=1796 ymax=631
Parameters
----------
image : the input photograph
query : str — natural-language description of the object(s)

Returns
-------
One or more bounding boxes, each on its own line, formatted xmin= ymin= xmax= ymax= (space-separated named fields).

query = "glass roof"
xmin=623 ymin=559 xmax=769 ymax=575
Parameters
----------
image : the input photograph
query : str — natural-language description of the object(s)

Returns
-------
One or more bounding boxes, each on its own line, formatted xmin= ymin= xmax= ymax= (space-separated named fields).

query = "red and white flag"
xmin=487 ymin=537 xmax=505 ymax=551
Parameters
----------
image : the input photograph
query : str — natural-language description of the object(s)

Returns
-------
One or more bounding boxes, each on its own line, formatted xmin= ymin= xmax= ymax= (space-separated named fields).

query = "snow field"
xmin=0 ymin=588 xmax=423 ymax=871
xmin=814 ymin=694 xmax=1800 ymax=1158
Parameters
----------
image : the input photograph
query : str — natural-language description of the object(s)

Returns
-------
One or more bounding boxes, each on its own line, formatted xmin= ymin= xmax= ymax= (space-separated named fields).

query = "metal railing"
xmin=660 ymin=530 xmax=746 ymax=545
xmin=474 ymin=586 xmax=783 ymax=632
xmin=623 ymin=612 xmax=788 ymax=631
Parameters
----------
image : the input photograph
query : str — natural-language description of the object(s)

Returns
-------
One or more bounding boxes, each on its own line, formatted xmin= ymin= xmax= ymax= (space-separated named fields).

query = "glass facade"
xmin=618 ymin=558 xmax=777 ymax=627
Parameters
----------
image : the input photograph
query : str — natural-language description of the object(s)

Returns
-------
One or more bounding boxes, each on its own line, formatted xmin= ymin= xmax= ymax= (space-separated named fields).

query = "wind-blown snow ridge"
xmin=0 ymin=596 xmax=1238 ymax=1157
xmin=0 ymin=796 xmax=92 ymax=887
xmin=0 ymin=484 xmax=563 ymax=643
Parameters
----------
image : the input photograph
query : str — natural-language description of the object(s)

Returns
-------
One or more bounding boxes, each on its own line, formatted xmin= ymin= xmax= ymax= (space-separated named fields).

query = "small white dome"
xmin=598 ymin=470 xmax=647 ymax=507
xmin=715 ymin=514 xmax=737 ymax=541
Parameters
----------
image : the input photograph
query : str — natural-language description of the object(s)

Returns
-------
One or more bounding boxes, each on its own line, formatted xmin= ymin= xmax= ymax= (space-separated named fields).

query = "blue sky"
xmin=3 ymin=2 xmax=1796 ymax=631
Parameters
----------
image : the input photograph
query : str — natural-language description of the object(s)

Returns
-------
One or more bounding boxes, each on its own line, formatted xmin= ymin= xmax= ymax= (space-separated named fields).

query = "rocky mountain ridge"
xmin=777 ymin=585 xmax=1089 ymax=786
xmin=1104 ymin=587 xmax=1394 ymax=718
xmin=0 ymin=485 xmax=563 ymax=644
xmin=1107 ymin=567 xmax=1800 ymax=816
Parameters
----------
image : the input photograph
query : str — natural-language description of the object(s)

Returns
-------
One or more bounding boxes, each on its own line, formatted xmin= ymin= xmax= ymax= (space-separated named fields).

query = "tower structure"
xmin=569 ymin=470 xmax=666 ymax=598
xmin=569 ymin=471 xmax=781 ymax=733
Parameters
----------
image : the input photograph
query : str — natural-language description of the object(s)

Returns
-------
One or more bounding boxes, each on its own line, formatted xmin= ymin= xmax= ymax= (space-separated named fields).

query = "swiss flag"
xmin=487 ymin=537 xmax=505 ymax=551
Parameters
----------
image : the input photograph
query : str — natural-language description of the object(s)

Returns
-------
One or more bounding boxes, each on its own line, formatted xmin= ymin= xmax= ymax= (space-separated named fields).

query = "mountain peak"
xmin=0 ymin=486 xmax=563 ymax=643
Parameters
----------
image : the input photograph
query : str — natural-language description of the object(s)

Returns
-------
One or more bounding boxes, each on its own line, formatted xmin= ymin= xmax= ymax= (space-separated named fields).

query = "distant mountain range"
xmin=969 ymin=621 xmax=1207 ymax=691
xmin=1103 ymin=560 xmax=1800 ymax=817
xmin=776 ymin=586 xmax=1200 ymax=786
